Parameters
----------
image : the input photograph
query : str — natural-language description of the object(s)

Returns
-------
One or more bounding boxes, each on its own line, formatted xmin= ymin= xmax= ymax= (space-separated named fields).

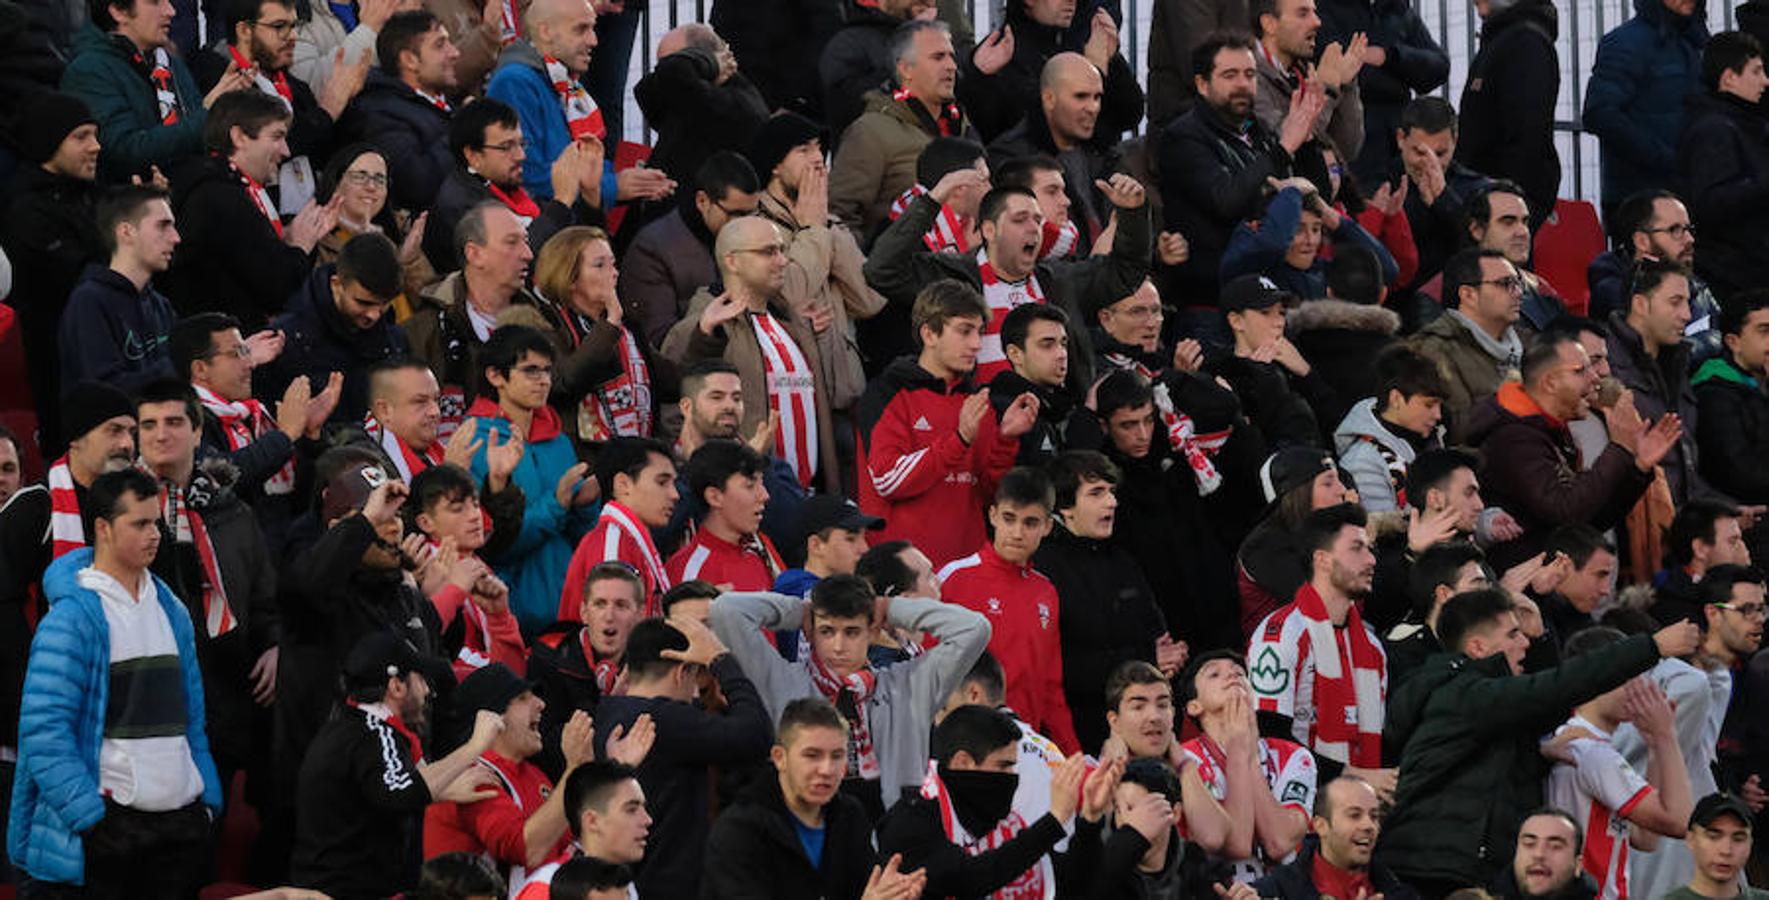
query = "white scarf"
xmin=542 ymin=55 xmax=605 ymax=142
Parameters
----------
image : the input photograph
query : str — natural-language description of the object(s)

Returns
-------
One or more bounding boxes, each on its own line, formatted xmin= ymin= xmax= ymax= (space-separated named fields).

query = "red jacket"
xmin=666 ymin=528 xmax=783 ymax=591
xmin=422 ymin=751 xmax=569 ymax=876
xmin=938 ymin=543 xmax=1080 ymax=754
xmin=854 ymin=357 xmax=1018 ymax=569
xmin=559 ymin=500 xmax=673 ymax=620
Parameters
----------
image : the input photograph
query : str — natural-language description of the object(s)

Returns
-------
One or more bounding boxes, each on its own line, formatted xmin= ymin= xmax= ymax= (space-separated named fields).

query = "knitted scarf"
xmin=1098 ymin=355 xmax=1232 ymax=495
xmin=918 ymin=762 xmax=1052 ymax=899
xmin=558 ymin=311 xmax=654 ymax=441
xmin=365 ymin=413 xmax=444 ymax=483
xmin=543 ymin=55 xmax=605 ymax=142
xmin=888 ymin=183 xmax=971 ymax=254
xmin=195 ymin=384 xmax=294 ymax=495
xmin=229 ymin=45 xmax=293 ymax=108
xmin=45 ymin=457 xmax=86 ymax=559
xmin=1292 ymin=583 xmax=1385 ymax=767
xmin=808 ymin=651 xmax=880 ymax=780
xmin=228 ymin=158 xmax=283 ymax=238
xmin=975 ymin=248 xmax=1044 ymax=382
xmin=158 ymin=473 xmax=236 ymax=638
xmin=1037 ymin=217 xmax=1081 ymax=260
xmin=495 ymin=0 xmax=520 ymax=45
xmin=129 ymin=43 xmax=182 ymax=125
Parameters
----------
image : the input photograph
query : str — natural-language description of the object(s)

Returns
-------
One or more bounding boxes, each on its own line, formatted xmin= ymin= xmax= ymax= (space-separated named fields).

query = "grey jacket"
xmin=1334 ymin=397 xmax=1442 ymax=512
xmin=1254 ymin=43 xmax=1365 ymax=161
xmin=709 ymin=591 xmax=992 ymax=808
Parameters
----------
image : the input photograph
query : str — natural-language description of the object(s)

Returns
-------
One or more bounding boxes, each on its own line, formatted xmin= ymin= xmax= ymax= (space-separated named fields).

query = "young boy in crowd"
xmin=666 ymin=440 xmax=783 ymax=591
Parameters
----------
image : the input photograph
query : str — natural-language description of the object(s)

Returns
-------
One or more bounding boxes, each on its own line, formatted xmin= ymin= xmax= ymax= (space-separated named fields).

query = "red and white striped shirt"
xmin=974 ymin=249 xmax=1045 ymax=384
xmin=750 ymin=311 xmax=818 ymax=487
xmin=1548 ymin=715 xmax=1654 ymax=900
xmin=1179 ymin=734 xmax=1318 ymax=882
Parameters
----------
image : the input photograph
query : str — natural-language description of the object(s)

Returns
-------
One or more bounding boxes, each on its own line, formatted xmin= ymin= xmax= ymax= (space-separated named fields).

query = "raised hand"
xmin=698 ymin=292 xmax=746 ymax=336
xmin=1157 ymin=231 xmax=1190 ymax=266
xmin=930 ymin=165 xmax=989 ymax=205
xmin=1083 ymin=7 xmax=1119 ymax=70
xmin=318 ymin=47 xmax=372 ymax=119
xmin=550 ymin=140 xmax=594 ymax=208
xmin=1173 ymin=338 xmax=1204 ymax=372
xmin=470 ymin=572 xmax=510 ymax=614
xmin=1653 ymin=619 xmax=1702 ymax=659
xmin=1155 ymin=633 xmax=1189 ymax=677
xmin=485 ymin=427 xmax=525 ymax=492
xmin=1122 ymin=790 xmax=1175 ymax=840
xmin=438 ymin=765 xmax=500 ymax=803
xmin=554 ymin=461 xmax=591 ymax=508
xmin=957 ymin=390 xmax=990 ymax=445
xmin=747 ymin=410 xmax=780 ymax=456
xmin=660 ymin=615 xmax=729 ymax=667
xmin=604 ymin=712 xmax=657 ymax=767
xmin=204 ymin=59 xmax=254 ymax=109
xmin=1216 ymin=882 xmax=1260 ymax=900
xmin=616 ymin=165 xmax=676 ymax=203
xmin=861 ymin=854 xmax=927 ymax=900
xmin=361 ymin=479 xmax=409 ymax=525
xmin=561 ymin=709 xmax=595 ymax=769
xmin=469 ymin=708 xmax=506 ymax=752
xmin=1081 ymin=755 xmax=1125 ymax=822
xmin=305 ymin=372 xmax=343 ymax=437
xmin=443 ymin=418 xmax=483 ymax=470
xmin=285 ymin=194 xmax=342 ymax=254
xmin=1633 ymin=413 xmax=1684 ymax=471
xmin=1049 ymin=753 xmax=1088 ymax=822
xmin=973 ymin=26 xmax=1016 ymax=75
xmin=1624 ymin=677 xmax=1676 ymax=740
xmin=1278 ymin=81 xmax=1327 ymax=153
xmin=998 ymin=392 xmax=1041 ymax=438
xmin=446 ymin=550 xmax=490 ymax=592
xmin=401 ymin=212 xmax=429 ymax=263
xmin=1095 ymin=173 xmax=1147 ymax=209
xmin=249 ymin=646 xmax=279 ymax=705
xmin=1407 ymin=504 xmax=1462 ymax=553
xmin=794 ymin=160 xmax=830 ymax=226
xmin=276 ymin=375 xmax=313 ymax=440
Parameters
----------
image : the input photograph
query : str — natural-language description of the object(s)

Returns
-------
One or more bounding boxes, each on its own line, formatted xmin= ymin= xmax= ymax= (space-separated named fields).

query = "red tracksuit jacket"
xmin=854 ymin=357 xmax=1018 ymax=569
xmin=938 ymin=542 xmax=1080 ymax=754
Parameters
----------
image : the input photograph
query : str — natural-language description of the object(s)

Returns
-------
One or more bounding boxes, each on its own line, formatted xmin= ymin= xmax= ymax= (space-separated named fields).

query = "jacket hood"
xmin=879 ymin=355 xmax=972 ymax=395
xmin=1692 ymin=355 xmax=1761 ymax=390
xmin=464 ymin=394 xmax=564 ymax=443
xmin=41 ymin=547 xmax=97 ymax=606
xmin=1333 ymin=397 xmax=1402 ymax=454
xmin=495 ymin=39 xmax=546 ymax=76
xmin=75 ymin=263 xmax=151 ymax=299
xmin=1462 ymin=382 xmax=1556 ymax=446
xmin=1483 ymin=0 xmax=1559 ymax=42
xmin=988 ymin=368 xmax=1075 ymax=420
xmin=1684 ymin=86 xmax=1764 ymax=123
xmin=1288 ymin=298 xmax=1401 ymax=336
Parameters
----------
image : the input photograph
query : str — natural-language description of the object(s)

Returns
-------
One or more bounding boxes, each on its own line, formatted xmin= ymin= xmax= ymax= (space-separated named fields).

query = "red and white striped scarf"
xmin=228 ymin=158 xmax=283 ymax=238
xmin=598 ymin=501 xmax=670 ymax=616
xmin=46 ymin=456 xmax=87 ymax=560
xmin=158 ymin=478 xmax=236 ymax=638
xmin=495 ymin=0 xmax=520 ymax=45
xmin=1285 ymin=584 xmax=1386 ymax=767
xmin=579 ymin=629 xmax=621 ymax=695
xmin=194 ymin=385 xmax=294 ymax=495
xmin=888 ymin=184 xmax=972 ymax=254
xmin=229 ymin=45 xmax=293 ymax=108
xmin=975 ymin=249 xmax=1044 ymax=383
xmin=560 ymin=313 xmax=653 ymax=441
xmin=134 ymin=46 xmax=182 ymax=125
xmin=807 ymin=651 xmax=880 ymax=780
xmin=1037 ymin=217 xmax=1080 ymax=260
xmin=364 ymin=413 xmax=444 ymax=484
xmin=750 ymin=310 xmax=818 ymax=488
xmin=919 ymin=762 xmax=1052 ymax=899
xmin=543 ymin=55 xmax=605 ymax=142
xmin=892 ymin=87 xmax=963 ymax=137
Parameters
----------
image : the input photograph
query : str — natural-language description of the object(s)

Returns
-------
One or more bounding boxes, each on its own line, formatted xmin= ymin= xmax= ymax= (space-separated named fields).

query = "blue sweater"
xmin=7 ymin=549 xmax=222 ymax=885
xmin=484 ymin=40 xmax=619 ymax=203
xmin=1220 ymin=187 xmax=1400 ymax=299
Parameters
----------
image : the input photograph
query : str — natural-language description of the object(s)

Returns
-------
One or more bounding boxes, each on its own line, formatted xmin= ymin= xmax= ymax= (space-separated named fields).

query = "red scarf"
xmin=806 ymin=651 xmax=880 ymax=779
xmin=893 ymin=87 xmax=963 ymax=137
xmin=579 ymin=629 xmax=621 ymax=695
xmin=158 ymin=477 xmax=236 ymax=638
xmin=464 ymin=395 xmax=563 ymax=443
xmin=543 ymin=55 xmax=605 ymax=142
xmin=365 ymin=413 xmax=445 ymax=483
xmin=46 ymin=457 xmax=86 ymax=559
xmin=350 ymin=699 xmax=424 ymax=761
xmin=559 ymin=313 xmax=654 ymax=441
xmin=1293 ymin=584 xmax=1386 ymax=767
xmin=1037 ymin=218 xmax=1081 ymax=260
xmin=888 ymin=183 xmax=971 ymax=253
xmin=194 ymin=384 xmax=294 ymax=495
xmin=1311 ymin=851 xmax=1373 ymax=900
xmin=486 ymin=179 xmax=541 ymax=220
xmin=132 ymin=45 xmax=182 ymax=125
xmin=229 ymin=45 xmax=293 ymax=106
xmin=228 ymin=159 xmax=283 ymax=238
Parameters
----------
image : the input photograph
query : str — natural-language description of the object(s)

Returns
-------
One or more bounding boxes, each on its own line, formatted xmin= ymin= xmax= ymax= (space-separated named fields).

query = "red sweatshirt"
xmin=938 ymin=543 xmax=1080 ymax=754
xmin=423 ymin=751 xmax=570 ymax=878
xmin=854 ymin=357 xmax=1018 ymax=569
xmin=430 ymin=581 xmax=528 ymax=682
xmin=559 ymin=500 xmax=672 ymax=620
xmin=666 ymin=528 xmax=783 ymax=591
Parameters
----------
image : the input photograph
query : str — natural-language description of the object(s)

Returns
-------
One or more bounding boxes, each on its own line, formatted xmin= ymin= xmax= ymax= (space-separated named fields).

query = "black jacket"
xmin=630 ymin=47 xmax=769 ymax=226
xmin=876 ymin=788 xmax=1070 ymax=899
xmin=1378 ymin=635 xmax=1661 ymax=888
xmin=1157 ymin=103 xmax=1297 ymax=304
xmin=1204 ymin=354 xmax=1333 ymax=450
xmin=1455 ymin=0 xmax=1560 ymax=227
xmin=986 ymin=98 xmax=1124 ymax=241
xmin=1693 ymin=354 xmax=1769 ymax=504
xmin=190 ymin=48 xmax=336 ymax=162
xmin=986 ymin=370 xmax=1094 ymax=467
xmin=0 ymin=166 xmax=105 ymax=449
xmin=422 ymin=164 xmax=577 ymax=272
xmin=709 ymin=0 xmax=844 ymax=119
xmin=338 ymin=69 xmax=454 ymax=214
xmin=525 ymin=622 xmax=603 ymax=780
xmin=817 ymin=1 xmax=905 ymax=138
xmin=57 ymin=263 xmax=178 ymax=393
xmin=1315 ymin=0 xmax=1450 ymax=184
xmin=1033 ymin=521 xmax=1169 ymax=755
xmin=257 ymin=264 xmax=410 ymax=426
xmin=1253 ymin=835 xmax=1420 ymax=900
xmin=162 ymin=153 xmax=315 ymax=330
xmin=290 ymin=703 xmax=433 ymax=899
xmin=589 ymin=655 xmax=774 ymax=900
xmin=700 ymin=770 xmax=877 ymax=899
xmin=955 ymin=0 xmax=1144 ymax=144
xmin=1394 ymin=155 xmax=1490 ymax=288
xmin=1679 ymin=88 xmax=1769 ymax=301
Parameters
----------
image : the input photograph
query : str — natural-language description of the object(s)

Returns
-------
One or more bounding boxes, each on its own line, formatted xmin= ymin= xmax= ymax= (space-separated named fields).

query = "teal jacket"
xmin=60 ymin=23 xmax=207 ymax=182
xmin=7 ymin=549 xmax=222 ymax=885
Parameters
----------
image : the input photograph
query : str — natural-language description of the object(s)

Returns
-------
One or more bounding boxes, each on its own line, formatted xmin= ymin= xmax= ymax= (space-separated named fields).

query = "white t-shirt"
xmin=1547 ymin=714 xmax=1655 ymax=900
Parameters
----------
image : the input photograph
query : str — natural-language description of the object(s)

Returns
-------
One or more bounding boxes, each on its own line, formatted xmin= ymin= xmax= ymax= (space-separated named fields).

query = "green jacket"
xmin=60 ymin=23 xmax=206 ymax=182
xmin=1378 ymin=634 xmax=1661 ymax=888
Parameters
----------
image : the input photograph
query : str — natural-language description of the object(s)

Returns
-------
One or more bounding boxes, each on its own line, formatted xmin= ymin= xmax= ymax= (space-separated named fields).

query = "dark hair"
xmin=992 ymin=155 xmax=1063 ymax=191
xmin=1720 ymin=289 xmax=1769 ymax=337
xmin=1629 ymin=257 xmax=1689 ymax=305
xmin=562 ymin=759 xmax=639 ymax=839
xmin=1122 ymin=758 xmax=1183 ymax=803
xmin=596 ymin=437 xmax=672 ymax=505
xmin=1437 ymin=588 xmax=1517 ymax=653
xmin=1544 ymin=315 xmax=1609 ymax=344
xmin=1192 ymin=29 xmax=1257 ymax=80
xmin=1609 ymin=189 xmax=1682 ymax=250
xmin=994 ymin=466 xmax=1055 ymax=512
xmin=1464 ymin=179 xmax=1529 ymax=244
xmin=1047 ymin=449 xmax=1118 ymax=512
xmin=1698 ymin=564 xmax=1767 ymax=609
xmin=449 ymin=98 xmax=520 ymax=164
xmin=911 ymin=279 xmax=989 ymax=341
xmin=1300 ymin=502 xmax=1367 ymax=558
xmin=1249 ymin=0 xmax=1281 ymax=34
xmin=1564 ymin=624 xmax=1627 ymax=660
xmin=1399 ymin=95 xmax=1458 ymax=137
xmin=1092 ymin=368 xmax=1155 ymax=418
xmin=777 ymin=696 xmax=849 ymax=748
xmin=1521 ymin=331 xmax=1581 ymax=387
xmin=1375 ymin=344 xmax=1450 ymax=410
xmin=1666 ymin=499 xmax=1743 ymax=568
xmin=930 ymin=704 xmax=1021 ymax=766
xmin=91 ymin=0 xmax=129 ymax=31
xmin=685 ymin=439 xmax=766 ymax=506
xmin=679 ymin=358 xmax=742 ymax=399
xmin=1408 ymin=542 xmax=1488 ymax=621
xmin=660 ymin=579 xmax=720 ymax=616
xmin=170 ymin=312 xmax=244 ymax=380
xmin=809 ymin=573 xmax=876 ymax=623
xmin=1000 ymin=303 xmax=1068 ymax=355
xmin=582 ymin=561 xmax=645 ymax=609
xmin=1703 ymin=31 xmax=1765 ymax=92
xmin=978 ymin=183 xmax=1037 ymax=234
xmin=1327 ymin=242 xmax=1384 ymax=305
xmin=89 ymin=468 xmax=162 ymax=523
xmin=378 ymin=9 xmax=440 ymax=75
xmin=135 ymin=378 xmax=203 ymax=431
xmin=694 ymin=150 xmax=760 ymax=204
xmin=1178 ymin=648 xmax=1244 ymax=712
xmin=916 ymin=137 xmax=987 ymax=188
xmin=623 ymin=618 xmax=689 ymax=682
xmin=856 ymin=539 xmax=918 ymax=597
xmin=313 ymin=443 xmax=387 ymax=505
xmin=1404 ymin=448 xmax=1478 ymax=513
xmin=1546 ymin=524 xmax=1616 ymax=569
xmin=226 ymin=0 xmax=291 ymax=38
xmin=1106 ymin=659 xmax=1170 ymax=712
xmin=959 ymin=650 xmax=1006 ymax=705
xmin=96 ymin=184 xmax=170 ymax=257
xmin=549 ymin=857 xmax=634 ymax=899
xmin=335 ymin=231 xmax=402 ymax=301
xmin=203 ymin=90 xmax=291 ymax=156
xmin=1440 ymin=248 xmax=1507 ymax=311
xmin=410 ymin=852 xmax=506 ymax=900
xmin=1520 ymin=807 xmax=1585 ymax=851
xmin=409 ymin=463 xmax=478 ymax=524
xmin=478 ymin=325 xmax=556 ymax=396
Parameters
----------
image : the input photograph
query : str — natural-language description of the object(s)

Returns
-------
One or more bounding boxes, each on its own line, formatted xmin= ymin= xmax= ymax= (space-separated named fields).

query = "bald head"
xmin=524 ymin=0 xmax=596 ymax=72
xmin=657 ymin=22 xmax=719 ymax=58
xmin=1041 ymin=52 xmax=1100 ymax=92
xmin=1040 ymin=53 xmax=1103 ymax=146
xmin=713 ymin=216 xmax=787 ymax=300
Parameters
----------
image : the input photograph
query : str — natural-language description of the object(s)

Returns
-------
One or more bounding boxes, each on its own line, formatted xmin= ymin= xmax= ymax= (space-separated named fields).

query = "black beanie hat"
xmin=15 ymin=92 xmax=96 ymax=166
xmin=744 ymin=113 xmax=824 ymax=184
xmin=60 ymin=381 xmax=135 ymax=441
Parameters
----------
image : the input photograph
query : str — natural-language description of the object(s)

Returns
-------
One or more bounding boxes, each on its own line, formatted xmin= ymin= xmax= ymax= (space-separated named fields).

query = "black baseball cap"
xmin=1259 ymin=446 xmax=1336 ymax=503
xmin=797 ymin=494 xmax=885 ymax=544
xmin=1219 ymin=274 xmax=1297 ymax=314
xmin=1689 ymin=792 xmax=1754 ymax=830
xmin=454 ymin=663 xmax=534 ymax=716
xmin=343 ymin=631 xmax=452 ymax=691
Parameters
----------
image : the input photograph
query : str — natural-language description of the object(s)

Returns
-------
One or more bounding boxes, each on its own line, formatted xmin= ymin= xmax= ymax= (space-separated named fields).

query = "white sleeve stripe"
xmin=872 ymin=447 xmax=929 ymax=496
xmin=366 ymin=718 xmax=414 ymax=792
xmin=682 ymin=545 xmax=712 ymax=580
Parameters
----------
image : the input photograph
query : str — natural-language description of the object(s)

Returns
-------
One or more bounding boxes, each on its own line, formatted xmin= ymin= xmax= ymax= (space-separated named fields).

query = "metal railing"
xmin=620 ymin=0 xmax=1744 ymax=204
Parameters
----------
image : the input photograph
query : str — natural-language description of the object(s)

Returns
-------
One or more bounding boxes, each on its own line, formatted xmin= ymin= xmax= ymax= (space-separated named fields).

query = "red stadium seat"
xmin=604 ymin=140 xmax=654 ymax=237
xmin=1532 ymin=199 xmax=1606 ymax=317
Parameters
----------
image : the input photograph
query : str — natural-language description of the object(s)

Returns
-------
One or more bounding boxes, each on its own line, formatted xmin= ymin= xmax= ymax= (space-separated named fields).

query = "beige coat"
xmin=754 ymin=191 xmax=886 ymax=410
xmin=829 ymin=90 xmax=952 ymax=242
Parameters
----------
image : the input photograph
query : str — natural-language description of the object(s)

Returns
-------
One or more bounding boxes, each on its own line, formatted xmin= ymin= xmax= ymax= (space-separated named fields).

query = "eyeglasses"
xmin=204 ymin=343 xmax=253 ymax=361
xmin=1713 ymin=602 xmax=1768 ymax=620
xmin=734 ymin=244 xmax=786 ymax=257
xmin=1641 ymin=223 xmax=1696 ymax=239
xmin=713 ymin=199 xmax=758 ymax=217
xmin=253 ymin=18 xmax=297 ymax=33
xmin=481 ymin=139 xmax=528 ymax=154
xmin=513 ymin=364 xmax=554 ymax=380
xmin=1110 ymin=303 xmax=1164 ymax=321
xmin=1477 ymin=276 xmax=1525 ymax=294
xmin=344 ymin=170 xmax=389 ymax=188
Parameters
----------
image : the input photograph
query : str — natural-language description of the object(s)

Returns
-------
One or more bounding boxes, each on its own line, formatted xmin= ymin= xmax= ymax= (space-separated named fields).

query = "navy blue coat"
xmin=1582 ymin=0 xmax=1709 ymax=208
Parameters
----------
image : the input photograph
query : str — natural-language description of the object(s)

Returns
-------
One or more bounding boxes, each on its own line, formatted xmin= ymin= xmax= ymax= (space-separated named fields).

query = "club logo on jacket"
xmin=1250 ymin=646 xmax=1289 ymax=694
xmin=1037 ymin=602 xmax=1051 ymax=630
xmin=986 ymin=597 xmax=1002 ymax=615
xmin=913 ymin=416 xmax=933 ymax=431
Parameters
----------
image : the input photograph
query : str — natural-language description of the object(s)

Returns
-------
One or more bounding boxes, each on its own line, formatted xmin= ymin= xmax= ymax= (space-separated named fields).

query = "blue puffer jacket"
xmin=484 ymin=40 xmax=619 ymax=203
xmin=1581 ymin=0 xmax=1709 ymax=208
xmin=465 ymin=399 xmax=598 ymax=633
xmin=7 ymin=549 xmax=222 ymax=885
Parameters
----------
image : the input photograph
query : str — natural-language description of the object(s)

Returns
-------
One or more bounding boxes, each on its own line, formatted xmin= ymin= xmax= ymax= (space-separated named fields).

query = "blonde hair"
xmin=534 ymin=225 xmax=612 ymax=308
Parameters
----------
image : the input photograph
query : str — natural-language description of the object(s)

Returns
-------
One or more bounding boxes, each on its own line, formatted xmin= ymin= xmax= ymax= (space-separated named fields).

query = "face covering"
xmin=939 ymin=766 xmax=1020 ymax=836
